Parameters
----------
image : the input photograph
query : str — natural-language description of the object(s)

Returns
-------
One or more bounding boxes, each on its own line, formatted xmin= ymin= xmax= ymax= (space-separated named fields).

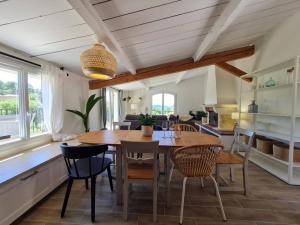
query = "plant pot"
xmin=142 ymin=125 xmax=153 ymax=137
xmin=201 ymin=117 xmax=208 ymax=124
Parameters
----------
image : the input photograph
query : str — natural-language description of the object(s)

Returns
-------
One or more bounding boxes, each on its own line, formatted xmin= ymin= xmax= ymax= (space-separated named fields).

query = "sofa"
xmin=123 ymin=114 xmax=200 ymax=130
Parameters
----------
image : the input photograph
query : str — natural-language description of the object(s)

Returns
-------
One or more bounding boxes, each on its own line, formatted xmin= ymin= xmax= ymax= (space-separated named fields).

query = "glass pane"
xmin=0 ymin=67 xmax=20 ymax=143
xmin=106 ymin=89 xmax=112 ymax=130
xmin=28 ymin=73 xmax=46 ymax=136
xmin=152 ymin=94 xmax=162 ymax=115
xmin=163 ymin=93 xmax=175 ymax=116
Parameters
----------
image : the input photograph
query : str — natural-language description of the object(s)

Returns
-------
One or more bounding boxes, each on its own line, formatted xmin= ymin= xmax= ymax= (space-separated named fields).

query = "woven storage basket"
xmin=256 ymin=137 xmax=273 ymax=154
xmin=242 ymin=134 xmax=257 ymax=147
xmin=242 ymin=135 xmax=249 ymax=145
xmin=273 ymin=143 xmax=300 ymax=162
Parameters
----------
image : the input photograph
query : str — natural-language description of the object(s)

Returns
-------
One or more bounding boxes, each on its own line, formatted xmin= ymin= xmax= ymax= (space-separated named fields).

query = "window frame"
xmin=151 ymin=92 xmax=176 ymax=115
xmin=0 ymin=58 xmax=50 ymax=156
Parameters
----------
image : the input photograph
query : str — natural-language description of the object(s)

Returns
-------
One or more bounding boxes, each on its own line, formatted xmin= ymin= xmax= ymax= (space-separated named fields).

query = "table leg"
xmin=165 ymin=150 xmax=170 ymax=206
xmin=116 ymin=145 xmax=122 ymax=205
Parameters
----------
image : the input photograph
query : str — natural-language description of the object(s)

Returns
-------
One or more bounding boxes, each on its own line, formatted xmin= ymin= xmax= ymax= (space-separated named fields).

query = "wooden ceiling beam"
xmin=216 ymin=61 xmax=252 ymax=82
xmin=89 ymin=45 xmax=254 ymax=90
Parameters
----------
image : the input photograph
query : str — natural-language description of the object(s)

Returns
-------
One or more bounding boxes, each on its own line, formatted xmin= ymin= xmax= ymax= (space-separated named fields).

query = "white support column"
xmin=193 ymin=0 xmax=247 ymax=61
xmin=68 ymin=0 xmax=136 ymax=75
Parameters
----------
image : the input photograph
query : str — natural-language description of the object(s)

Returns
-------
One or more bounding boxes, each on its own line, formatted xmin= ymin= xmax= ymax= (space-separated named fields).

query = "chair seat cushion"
xmin=216 ymin=151 xmax=243 ymax=164
xmin=128 ymin=163 xmax=154 ymax=180
xmin=69 ymin=157 xmax=112 ymax=178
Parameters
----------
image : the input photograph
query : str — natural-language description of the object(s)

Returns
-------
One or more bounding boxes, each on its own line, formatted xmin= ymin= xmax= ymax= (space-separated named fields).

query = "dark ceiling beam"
xmin=89 ymin=45 xmax=254 ymax=89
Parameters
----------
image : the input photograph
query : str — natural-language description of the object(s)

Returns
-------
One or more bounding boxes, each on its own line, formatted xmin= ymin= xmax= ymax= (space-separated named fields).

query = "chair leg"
xmin=61 ymin=178 xmax=73 ymax=218
xmin=168 ymin=162 xmax=174 ymax=186
xmin=230 ymin=166 xmax=235 ymax=182
xmin=153 ymin=180 xmax=158 ymax=222
xmin=179 ymin=177 xmax=187 ymax=225
xmin=123 ymin=179 xmax=129 ymax=221
xmin=210 ymin=175 xmax=227 ymax=221
xmin=200 ymin=177 xmax=205 ymax=188
xmin=107 ymin=166 xmax=114 ymax=192
xmin=85 ymin=178 xmax=89 ymax=190
xmin=243 ymin=166 xmax=249 ymax=196
xmin=91 ymin=176 xmax=96 ymax=222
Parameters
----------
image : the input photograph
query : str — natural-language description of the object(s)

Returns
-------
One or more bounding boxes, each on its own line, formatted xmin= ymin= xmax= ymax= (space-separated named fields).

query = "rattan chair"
xmin=171 ymin=144 xmax=227 ymax=224
xmin=216 ymin=127 xmax=255 ymax=195
xmin=121 ymin=140 xmax=159 ymax=222
xmin=168 ymin=123 xmax=205 ymax=188
xmin=174 ymin=123 xmax=198 ymax=132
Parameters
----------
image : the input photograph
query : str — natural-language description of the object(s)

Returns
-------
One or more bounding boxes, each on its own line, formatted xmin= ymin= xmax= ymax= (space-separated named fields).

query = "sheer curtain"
xmin=99 ymin=88 xmax=107 ymax=129
xmin=41 ymin=64 xmax=64 ymax=135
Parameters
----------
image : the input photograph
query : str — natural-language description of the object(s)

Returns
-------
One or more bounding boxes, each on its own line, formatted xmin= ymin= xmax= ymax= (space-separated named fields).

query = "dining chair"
xmin=168 ymin=123 xmax=205 ymax=188
xmin=121 ymin=140 xmax=159 ymax=222
xmin=60 ymin=143 xmax=113 ymax=222
xmin=113 ymin=121 xmax=131 ymax=130
xmin=171 ymin=144 xmax=227 ymax=224
xmin=174 ymin=123 xmax=198 ymax=132
xmin=216 ymin=127 xmax=255 ymax=195
xmin=108 ymin=122 xmax=132 ymax=162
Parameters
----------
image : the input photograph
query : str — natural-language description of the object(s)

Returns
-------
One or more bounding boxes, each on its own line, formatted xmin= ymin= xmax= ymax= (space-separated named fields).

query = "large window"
xmin=0 ymin=64 xmax=46 ymax=145
xmin=151 ymin=93 xmax=175 ymax=116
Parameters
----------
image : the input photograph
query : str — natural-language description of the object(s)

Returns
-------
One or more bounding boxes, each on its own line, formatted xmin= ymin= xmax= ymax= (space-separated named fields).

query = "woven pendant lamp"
xmin=80 ymin=43 xmax=117 ymax=80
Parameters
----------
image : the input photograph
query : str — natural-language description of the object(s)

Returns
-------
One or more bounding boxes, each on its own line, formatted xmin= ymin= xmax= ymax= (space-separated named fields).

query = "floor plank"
xmin=13 ymin=163 xmax=300 ymax=225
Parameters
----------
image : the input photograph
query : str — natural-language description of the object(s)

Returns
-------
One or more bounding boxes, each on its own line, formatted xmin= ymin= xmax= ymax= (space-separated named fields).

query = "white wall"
xmin=61 ymin=72 xmax=89 ymax=134
xmin=215 ymin=66 xmax=239 ymax=104
xmin=124 ymin=69 xmax=238 ymax=116
xmin=126 ymin=75 xmax=206 ymax=115
xmin=232 ymin=10 xmax=300 ymax=72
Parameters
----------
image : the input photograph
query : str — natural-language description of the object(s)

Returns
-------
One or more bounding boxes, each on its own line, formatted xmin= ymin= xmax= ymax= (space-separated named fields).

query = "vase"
xmin=248 ymin=100 xmax=258 ymax=113
xmin=201 ymin=117 xmax=208 ymax=124
xmin=141 ymin=125 xmax=153 ymax=136
xmin=265 ymin=77 xmax=276 ymax=87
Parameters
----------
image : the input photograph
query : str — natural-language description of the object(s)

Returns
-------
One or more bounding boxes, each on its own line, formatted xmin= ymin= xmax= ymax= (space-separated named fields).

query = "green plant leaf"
xmin=86 ymin=94 xmax=96 ymax=113
xmin=86 ymin=96 xmax=102 ymax=115
xmin=66 ymin=109 xmax=85 ymax=119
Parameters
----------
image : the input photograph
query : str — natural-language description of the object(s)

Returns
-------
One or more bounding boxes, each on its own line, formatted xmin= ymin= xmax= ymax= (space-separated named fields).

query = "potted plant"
xmin=195 ymin=110 xmax=208 ymax=124
xmin=66 ymin=94 xmax=102 ymax=132
xmin=138 ymin=114 xmax=156 ymax=136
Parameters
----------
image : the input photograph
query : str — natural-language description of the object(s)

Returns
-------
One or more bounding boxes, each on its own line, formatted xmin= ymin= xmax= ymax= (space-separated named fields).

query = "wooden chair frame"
xmin=216 ymin=127 xmax=255 ymax=195
xmin=121 ymin=140 xmax=159 ymax=222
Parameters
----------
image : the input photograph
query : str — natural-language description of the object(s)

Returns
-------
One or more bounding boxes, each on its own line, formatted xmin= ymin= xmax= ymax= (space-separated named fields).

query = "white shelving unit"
xmin=239 ymin=56 xmax=300 ymax=185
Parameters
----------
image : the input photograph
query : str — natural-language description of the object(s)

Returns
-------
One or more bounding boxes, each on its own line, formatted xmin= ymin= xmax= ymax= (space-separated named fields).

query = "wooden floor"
xmin=13 ymin=163 xmax=300 ymax=225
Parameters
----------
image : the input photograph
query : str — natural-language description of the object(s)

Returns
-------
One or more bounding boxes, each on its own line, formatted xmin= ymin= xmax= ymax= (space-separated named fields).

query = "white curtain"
xmin=41 ymin=64 xmax=64 ymax=135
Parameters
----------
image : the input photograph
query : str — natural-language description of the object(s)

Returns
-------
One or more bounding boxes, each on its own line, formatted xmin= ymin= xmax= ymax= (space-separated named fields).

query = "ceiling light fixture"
xmin=80 ymin=43 xmax=117 ymax=80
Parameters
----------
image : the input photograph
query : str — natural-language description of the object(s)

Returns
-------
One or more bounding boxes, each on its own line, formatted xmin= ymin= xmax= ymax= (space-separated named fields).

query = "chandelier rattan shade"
xmin=80 ymin=43 xmax=117 ymax=80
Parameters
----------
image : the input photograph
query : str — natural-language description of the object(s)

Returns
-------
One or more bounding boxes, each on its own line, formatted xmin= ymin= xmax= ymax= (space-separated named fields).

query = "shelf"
xmin=241 ymin=112 xmax=291 ymax=117
xmin=254 ymin=130 xmax=300 ymax=142
xmin=239 ymin=152 xmax=300 ymax=185
xmin=241 ymin=58 xmax=296 ymax=78
xmin=252 ymin=148 xmax=300 ymax=167
xmin=256 ymin=83 xmax=293 ymax=91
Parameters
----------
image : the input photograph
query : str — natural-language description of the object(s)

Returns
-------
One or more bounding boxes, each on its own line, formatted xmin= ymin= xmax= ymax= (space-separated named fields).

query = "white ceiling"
xmin=0 ymin=0 xmax=300 ymax=81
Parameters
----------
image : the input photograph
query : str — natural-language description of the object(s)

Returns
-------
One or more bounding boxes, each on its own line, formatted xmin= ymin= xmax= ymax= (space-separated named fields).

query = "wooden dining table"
xmin=79 ymin=130 xmax=222 ymax=205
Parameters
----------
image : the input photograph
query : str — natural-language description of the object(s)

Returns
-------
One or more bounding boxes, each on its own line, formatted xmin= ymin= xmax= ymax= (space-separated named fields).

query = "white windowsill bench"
xmin=0 ymin=139 xmax=80 ymax=225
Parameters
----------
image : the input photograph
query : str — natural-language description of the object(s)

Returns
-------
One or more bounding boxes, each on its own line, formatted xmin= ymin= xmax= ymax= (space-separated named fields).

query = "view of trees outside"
xmin=28 ymin=73 xmax=45 ymax=136
xmin=0 ymin=68 xmax=45 ymax=141
xmin=152 ymin=93 xmax=175 ymax=116
xmin=0 ymin=68 xmax=20 ymax=139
